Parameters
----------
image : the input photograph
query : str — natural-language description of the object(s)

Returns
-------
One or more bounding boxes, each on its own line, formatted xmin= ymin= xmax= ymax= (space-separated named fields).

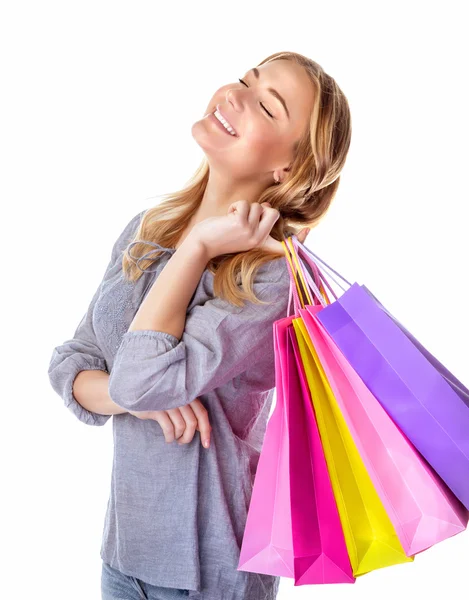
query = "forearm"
xmin=73 ymin=369 xmax=128 ymax=416
xmin=128 ymin=233 xmax=210 ymax=338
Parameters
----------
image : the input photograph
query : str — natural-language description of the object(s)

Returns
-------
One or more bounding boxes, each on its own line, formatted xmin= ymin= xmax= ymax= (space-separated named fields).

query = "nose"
xmin=225 ymin=89 xmax=238 ymax=111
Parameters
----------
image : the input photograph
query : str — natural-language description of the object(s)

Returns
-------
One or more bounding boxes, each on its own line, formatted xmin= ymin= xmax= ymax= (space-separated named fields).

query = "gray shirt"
xmin=48 ymin=209 xmax=292 ymax=599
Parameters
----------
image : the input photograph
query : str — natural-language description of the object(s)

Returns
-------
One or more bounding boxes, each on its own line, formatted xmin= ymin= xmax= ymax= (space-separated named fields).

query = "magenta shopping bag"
xmin=298 ymin=303 xmax=468 ymax=556
xmin=289 ymin=237 xmax=469 ymax=511
xmin=238 ymin=299 xmax=354 ymax=584
xmin=287 ymin=324 xmax=354 ymax=584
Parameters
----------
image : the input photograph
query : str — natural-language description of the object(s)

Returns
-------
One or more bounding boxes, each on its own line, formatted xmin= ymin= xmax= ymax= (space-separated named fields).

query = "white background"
xmin=2 ymin=0 xmax=468 ymax=598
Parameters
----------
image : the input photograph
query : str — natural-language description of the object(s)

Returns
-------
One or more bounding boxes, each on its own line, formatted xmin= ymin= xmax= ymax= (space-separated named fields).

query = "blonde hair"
xmin=122 ymin=51 xmax=352 ymax=308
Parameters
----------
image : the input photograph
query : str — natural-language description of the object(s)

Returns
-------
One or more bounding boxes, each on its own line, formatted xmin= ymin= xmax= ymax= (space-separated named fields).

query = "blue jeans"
xmin=101 ymin=561 xmax=195 ymax=600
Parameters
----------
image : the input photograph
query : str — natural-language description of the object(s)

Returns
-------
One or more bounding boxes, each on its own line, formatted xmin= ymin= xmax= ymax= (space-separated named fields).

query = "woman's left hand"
xmin=127 ymin=398 xmax=212 ymax=448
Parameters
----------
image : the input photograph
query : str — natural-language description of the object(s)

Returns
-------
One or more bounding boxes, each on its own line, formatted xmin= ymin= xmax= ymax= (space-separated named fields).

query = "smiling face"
xmin=192 ymin=59 xmax=315 ymax=187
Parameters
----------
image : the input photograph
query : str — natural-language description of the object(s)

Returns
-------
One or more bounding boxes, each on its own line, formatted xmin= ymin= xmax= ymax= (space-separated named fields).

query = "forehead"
xmin=248 ymin=60 xmax=315 ymax=129
xmin=248 ymin=60 xmax=307 ymax=87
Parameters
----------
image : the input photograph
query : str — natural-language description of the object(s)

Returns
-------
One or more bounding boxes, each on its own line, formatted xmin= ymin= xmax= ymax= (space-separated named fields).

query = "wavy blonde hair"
xmin=122 ymin=50 xmax=352 ymax=308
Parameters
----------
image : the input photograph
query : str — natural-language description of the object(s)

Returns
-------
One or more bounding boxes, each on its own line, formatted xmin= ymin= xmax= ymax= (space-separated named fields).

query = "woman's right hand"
xmin=190 ymin=200 xmax=281 ymax=259
xmin=127 ymin=397 xmax=212 ymax=449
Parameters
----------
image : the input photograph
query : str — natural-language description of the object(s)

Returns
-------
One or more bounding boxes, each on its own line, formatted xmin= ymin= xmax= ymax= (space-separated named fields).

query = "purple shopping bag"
xmin=289 ymin=238 xmax=469 ymax=511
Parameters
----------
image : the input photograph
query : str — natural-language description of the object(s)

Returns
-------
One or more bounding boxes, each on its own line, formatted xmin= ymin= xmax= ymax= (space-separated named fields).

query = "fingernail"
xmin=203 ymin=439 xmax=210 ymax=448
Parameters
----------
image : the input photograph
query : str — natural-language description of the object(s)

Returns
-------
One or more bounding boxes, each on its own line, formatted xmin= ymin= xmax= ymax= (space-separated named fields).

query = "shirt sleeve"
xmin=108 ymin=258 xmax=290 ymax=412
xmin=47 ymin=210 xmax=145 ymax=426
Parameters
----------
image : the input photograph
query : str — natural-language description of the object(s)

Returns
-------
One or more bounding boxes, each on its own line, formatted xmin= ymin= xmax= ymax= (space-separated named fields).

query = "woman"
xmin=48 ymin=51 xmax=351 ymax=600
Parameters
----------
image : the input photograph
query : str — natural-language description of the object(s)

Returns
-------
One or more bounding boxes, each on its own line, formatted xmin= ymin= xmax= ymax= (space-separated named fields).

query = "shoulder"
xmin=121 ymin=208 xmax=147 ymax=235
xmin=239 ymin=256 xmax=291 ymax=314
xmin=111 ymin=209 xmax=147 ymax=256
xmin=255 ymin=255 xmax=290 ymax=287
xmin=123 ymin=208 xmax=147 ymax=236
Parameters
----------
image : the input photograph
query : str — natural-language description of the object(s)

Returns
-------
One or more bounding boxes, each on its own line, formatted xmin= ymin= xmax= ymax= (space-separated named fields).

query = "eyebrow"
xmin=247 ymin=67 xmax=290 ymax=119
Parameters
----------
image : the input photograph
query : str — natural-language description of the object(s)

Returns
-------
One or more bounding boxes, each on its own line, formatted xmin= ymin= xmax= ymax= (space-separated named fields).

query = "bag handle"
xmin=281 ymin=237 xmax=331 ymax=315
xmin=281 ymin=235 xmax=353 ymax=316
xmin=291 ymin=237 xmax=352 ymax=292
xmin=289 ymin=239 xmax=337 ymax=303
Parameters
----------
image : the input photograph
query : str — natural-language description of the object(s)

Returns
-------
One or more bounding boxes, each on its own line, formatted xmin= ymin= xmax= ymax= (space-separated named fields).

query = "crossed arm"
xmin=49 ymin=210 xmax=293 ymax=426
xmin=73 ymin=233 xmax=212 ymax=442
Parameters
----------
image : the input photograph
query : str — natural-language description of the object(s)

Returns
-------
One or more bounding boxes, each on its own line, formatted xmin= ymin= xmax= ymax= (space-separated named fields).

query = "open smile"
xmin=207 ymin=110 xmax=239 ymax=137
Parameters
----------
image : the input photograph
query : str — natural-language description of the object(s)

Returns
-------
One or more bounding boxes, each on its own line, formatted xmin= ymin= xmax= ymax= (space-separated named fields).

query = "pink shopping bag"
xmin=238 ymin=302 xmax=354 ymax=584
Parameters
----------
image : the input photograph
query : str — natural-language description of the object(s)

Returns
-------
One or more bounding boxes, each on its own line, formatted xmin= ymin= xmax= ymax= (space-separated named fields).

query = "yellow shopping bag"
xmin=292 ymin=317 xmax=414 ymax=577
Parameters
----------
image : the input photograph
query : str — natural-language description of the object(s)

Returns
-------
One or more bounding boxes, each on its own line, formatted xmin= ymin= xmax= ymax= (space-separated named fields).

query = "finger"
xmin=228 ymin=200 xmax=250 ymax=220
xmin=175 ymin=405 xmax=198 ymax=445
xmin=189 ymin=398 xmax=212 ymax=449
xmin=166 ymin=408 xmax=187 ymax=440
xmin=247 ymin=201 xmax=264 ymax=228
xmin=155 ymin=411 xmax=177 ymax=443
xmin=258 ymin=205 xmax=281 ymax=239
xmin=259 ymin=202 xmax=280 ymax=234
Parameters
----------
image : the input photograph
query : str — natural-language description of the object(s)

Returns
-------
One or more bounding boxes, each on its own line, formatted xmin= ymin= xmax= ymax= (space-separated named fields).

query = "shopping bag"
xmin=287 ymin=324 xmax=355 ymax=584
xmin=278 ymin=237 xmax=413 ymax=576
xmin=292 ymin=315 xmax=413 ymax=576
xmin=287 ymin=240 xmax=468 ymax=552
xmin=299 ymin=303 xmax=468 ymax=556
xmin=303 ymin=250 xmax=469 ymax=511
xmin=237 ymin=316 xmax=294 ymax=579
xmin=238 ymin=309 xmax=354 ymax=583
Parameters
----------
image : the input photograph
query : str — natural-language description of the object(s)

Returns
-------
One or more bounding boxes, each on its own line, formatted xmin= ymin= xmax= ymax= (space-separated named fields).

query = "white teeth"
xmin=214 ymin=110 xmax=237 ymax=136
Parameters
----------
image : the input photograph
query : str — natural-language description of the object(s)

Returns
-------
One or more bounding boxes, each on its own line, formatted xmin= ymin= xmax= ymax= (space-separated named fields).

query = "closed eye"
xmin=238 ymin=78 xmax=275 ymax=119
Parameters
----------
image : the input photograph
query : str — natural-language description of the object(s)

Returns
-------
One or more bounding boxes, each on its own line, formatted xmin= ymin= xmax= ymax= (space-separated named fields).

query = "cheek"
xmin=247 ymin=135 xmax=271 ymax=156
xmin=242 ymin=125 xmax=283 ymax=159
xmin=242 ymin=118 xmax=274 ymax=146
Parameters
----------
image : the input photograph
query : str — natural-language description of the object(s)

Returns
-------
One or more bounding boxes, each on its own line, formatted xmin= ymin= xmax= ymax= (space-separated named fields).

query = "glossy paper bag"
xmin=300 ymin=304 xmax=468 ymax=556
xmin=316 ymin=283 xmax=469 ymax=511
xmin=292 ymin=316 xmax=413 ymax=576
xmin=238 ymin=314 xmax=355 ymax=584
xmin=288 ymin=236 xmax=469 ymax=512
xmin=287 ymin=323 xmax=354 ymax=584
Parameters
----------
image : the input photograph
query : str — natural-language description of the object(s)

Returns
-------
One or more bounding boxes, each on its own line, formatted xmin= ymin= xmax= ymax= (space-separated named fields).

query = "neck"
xmin=195 ymin=170 xmax=268 ymax=222
xmin=174 ymin=170 xmax=269 ymax=250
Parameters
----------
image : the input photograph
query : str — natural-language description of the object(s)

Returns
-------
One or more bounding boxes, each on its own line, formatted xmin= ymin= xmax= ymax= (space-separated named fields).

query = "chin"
xmin=190 ymin=122 xmax=208 ymax=147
